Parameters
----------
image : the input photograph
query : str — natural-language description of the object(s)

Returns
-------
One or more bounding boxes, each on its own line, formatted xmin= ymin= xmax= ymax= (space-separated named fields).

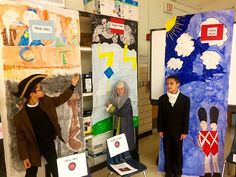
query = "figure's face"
xmin=116 ymin=86 xmax=125 ymax=97
xmin=166 ymin=78 xmax=179 ymax=94
xmin=2 ymin=10 xmax=19 ymax=27
xmin=210 ymin=123 xmax=217 ymax=131
xmin=200 ymin=121 xmax=207 ymax=131
xmin=102 ymin=18 xmax=106 ymax=25
xmin=31 ymin=83 xmax=44 ymax=99
xmin=23 ymin=10 xmax=39 ymax=26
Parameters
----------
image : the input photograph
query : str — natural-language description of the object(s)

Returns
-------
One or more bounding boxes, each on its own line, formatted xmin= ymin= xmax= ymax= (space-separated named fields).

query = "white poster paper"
xmin=110 ymin=162 xmax=137 ymax=175
xmin=26 ymin=0 xmax=65 ymax=7
xmin=100 ymin=0 xmax=116 ymax=16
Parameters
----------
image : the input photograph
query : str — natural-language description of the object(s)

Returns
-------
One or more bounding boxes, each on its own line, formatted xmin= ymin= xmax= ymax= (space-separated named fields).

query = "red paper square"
xmin=201 ymin=24 xmax=224 ymax=41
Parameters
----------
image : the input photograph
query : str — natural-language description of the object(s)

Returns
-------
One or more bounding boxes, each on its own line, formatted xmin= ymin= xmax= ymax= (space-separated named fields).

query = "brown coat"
xmin=13 ymin=87 xmax=74 ymax=166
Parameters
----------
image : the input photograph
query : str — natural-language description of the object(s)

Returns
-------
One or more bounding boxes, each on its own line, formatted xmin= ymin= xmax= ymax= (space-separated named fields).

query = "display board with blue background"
xmin=158 ymin=10 xmax=234 ymax=176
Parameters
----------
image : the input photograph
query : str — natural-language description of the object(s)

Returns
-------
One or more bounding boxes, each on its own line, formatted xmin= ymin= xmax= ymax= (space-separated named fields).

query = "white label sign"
xmin=110 ymin=22 xmax=124 ymax=31
xmin=233 ymin=154 xmax=236 ymax=163
xmin=85 ymin=78 xmax=92 ymax=91
xmin=32 ymin=25 xmax=53 ymax=34
xmin=207 ymin=27 xmax=218 ymax=36
xmin=57 ymin=153 xmax=88 ymax=177
xmin=107 ymin=133 xmax=129 ymax=158
xmin=29 ymin=20 xmax=55 ymax=40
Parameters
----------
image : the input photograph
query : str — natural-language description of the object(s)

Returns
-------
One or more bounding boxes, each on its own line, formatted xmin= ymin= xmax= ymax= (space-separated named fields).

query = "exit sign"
xmin=163 ymin=2 xmax=174 ymax=14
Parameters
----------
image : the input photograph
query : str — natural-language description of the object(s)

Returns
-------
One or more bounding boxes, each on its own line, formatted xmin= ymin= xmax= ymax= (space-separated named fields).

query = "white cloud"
xmin=200 ymin=51 xmax=221 ymax=70
xmin=175 ymin=33 xmax=195 ymax=57
xmin=167 ymin=58 xmax=183 ymax=70
xmin=199 ymin=18 xmax=227 ymax=47
xmin=120 ymin=25 xmax=135 ymax=45
xmin=92 ymin=19 xmax=113 ymax=43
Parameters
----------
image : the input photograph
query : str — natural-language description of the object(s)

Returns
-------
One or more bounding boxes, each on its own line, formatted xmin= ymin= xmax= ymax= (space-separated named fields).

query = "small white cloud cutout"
xmin=175 ymin=33 xmax=195 ymax=57
xmin=167 ymin=58 xmax=183 ymax=70
xmin=200 ymin=51 xmax=221 ymax=69
xmin=199 ymin=18 xmax=227 ymax=47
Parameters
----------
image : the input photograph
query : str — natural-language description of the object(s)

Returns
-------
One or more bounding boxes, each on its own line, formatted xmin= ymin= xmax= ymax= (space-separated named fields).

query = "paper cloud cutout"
xmin=200 ymin=51 xmax=221 ymax=69
xmin=175 ymin=33 xmax=195 ymax=57
xmin=167 ymin=58 xmax=183 ymax=70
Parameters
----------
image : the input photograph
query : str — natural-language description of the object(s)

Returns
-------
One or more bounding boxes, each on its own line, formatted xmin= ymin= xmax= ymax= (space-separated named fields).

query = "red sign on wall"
xmin=201 ymin=24 xmax=224 ymax=41
xmin=163 ymin=2 xmax=174 ymax=14
xmin=146 ymin=33 xmax=150 ymax=41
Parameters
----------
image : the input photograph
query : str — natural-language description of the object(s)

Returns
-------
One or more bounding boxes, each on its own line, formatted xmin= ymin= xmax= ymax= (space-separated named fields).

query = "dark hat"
xmin=210 ymin=106 xmax=219 ymax=124
xmin=13 ymin=74 xmax=47 ymax=99
xmin=198 ymin=107 xmax=207 ymax=122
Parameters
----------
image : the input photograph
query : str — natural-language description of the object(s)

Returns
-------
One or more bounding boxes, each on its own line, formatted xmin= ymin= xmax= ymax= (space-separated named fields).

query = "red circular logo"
xmin=114 ymin=141 xmax=120 ymax=148
xmin=68 ymin=162 xmax=76 ymax=171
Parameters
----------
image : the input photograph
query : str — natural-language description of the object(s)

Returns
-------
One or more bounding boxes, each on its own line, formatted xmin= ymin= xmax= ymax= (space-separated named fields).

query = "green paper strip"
xmin=92 ymin=116 xmax=113 ymax=135
xmin=92 ymin=116 xmax=139 ymax=135
xmin=133 ymin=116 xmax=139 ymax=127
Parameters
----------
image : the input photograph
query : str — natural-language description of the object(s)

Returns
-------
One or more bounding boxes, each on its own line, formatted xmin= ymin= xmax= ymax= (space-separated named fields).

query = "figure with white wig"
xmin=106 ymin=81 xmax=139 ymax=160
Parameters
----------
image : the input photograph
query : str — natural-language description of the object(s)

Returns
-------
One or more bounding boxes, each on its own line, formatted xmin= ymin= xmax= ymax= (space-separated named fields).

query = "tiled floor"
xmin=91 ymin=117 xmax=236 ymax=177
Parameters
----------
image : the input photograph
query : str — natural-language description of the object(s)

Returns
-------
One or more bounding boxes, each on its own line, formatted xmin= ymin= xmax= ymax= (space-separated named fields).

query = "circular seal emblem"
xmin=114 ymin=141 xmax=120 ymax=148
xmin=68 ymin=162 xmax=76 ymax=171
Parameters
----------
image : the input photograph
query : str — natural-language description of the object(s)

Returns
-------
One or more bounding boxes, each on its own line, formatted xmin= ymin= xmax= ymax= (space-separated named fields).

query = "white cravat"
xmin=167 ymin=90 xmax=180 ymax=107
xmin=27 ymin=102 xmax=39 ymax=108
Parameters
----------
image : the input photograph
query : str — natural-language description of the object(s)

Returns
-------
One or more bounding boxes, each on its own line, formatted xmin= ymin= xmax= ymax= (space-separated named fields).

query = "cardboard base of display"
xmin=87 ymin=152 xmax=107 ymax=166
xmin=86 ymin=131 xmax=112 ymax=149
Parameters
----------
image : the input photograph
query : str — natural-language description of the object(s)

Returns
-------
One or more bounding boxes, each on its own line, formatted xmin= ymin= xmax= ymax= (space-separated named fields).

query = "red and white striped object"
xmin=110 ymin=17 xmax=125 ymax=34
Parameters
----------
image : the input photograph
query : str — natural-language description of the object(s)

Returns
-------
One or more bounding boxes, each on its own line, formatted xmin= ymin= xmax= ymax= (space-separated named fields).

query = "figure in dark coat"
xmin=106 ymin=81 xmax=137 ymax=156
xmin=157 ymin=75 xmax=190 ymax=177
xmin=13 ymin=74 xmax=79 ymax=177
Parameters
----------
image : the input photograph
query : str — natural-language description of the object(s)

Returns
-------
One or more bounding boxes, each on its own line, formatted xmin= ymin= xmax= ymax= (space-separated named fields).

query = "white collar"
xmin=167 ymin=90 xmax=180 ymax=106
xmin=167 ymin=90 xmax=180 ymax=97
xmin=27 ymin=102 xmax=39 ymax=108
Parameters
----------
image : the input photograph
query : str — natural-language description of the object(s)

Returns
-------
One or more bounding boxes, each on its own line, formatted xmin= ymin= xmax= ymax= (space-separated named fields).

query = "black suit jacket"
xmin=157 ymin=93 xmax=190 ymax=139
